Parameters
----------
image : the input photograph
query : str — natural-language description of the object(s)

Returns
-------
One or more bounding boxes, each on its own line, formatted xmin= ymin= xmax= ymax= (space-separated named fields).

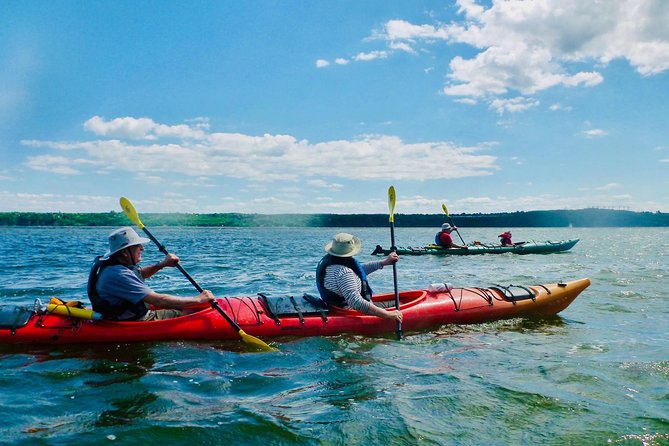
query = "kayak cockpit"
xmin=371 ymin=290 xmax=427 ymax=310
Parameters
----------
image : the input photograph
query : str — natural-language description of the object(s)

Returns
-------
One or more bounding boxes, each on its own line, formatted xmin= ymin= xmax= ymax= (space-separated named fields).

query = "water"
xmin=0 ymin=226 xmax=667 ymax=445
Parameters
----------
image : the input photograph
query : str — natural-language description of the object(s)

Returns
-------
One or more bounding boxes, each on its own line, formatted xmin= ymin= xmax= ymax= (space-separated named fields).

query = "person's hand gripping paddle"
xmin=120 ymin=197 xmax=276 ymax=352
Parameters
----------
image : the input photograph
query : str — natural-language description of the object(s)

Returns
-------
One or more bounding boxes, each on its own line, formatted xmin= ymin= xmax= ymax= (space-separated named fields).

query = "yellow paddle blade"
xmin=239 ymin=329 xmax=277 ymax=352
xmin=120 ymin=197 xmax=145 ymax=229
xmin=441 ymin=203 xmax=449 ymax=217
xmin=388 ymin=186 xmax=396 ymax=223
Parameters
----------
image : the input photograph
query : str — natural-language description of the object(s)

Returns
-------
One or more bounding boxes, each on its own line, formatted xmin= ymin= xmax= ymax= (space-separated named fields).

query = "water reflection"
xmin=95 ymin=391 xmax=159 ymax=427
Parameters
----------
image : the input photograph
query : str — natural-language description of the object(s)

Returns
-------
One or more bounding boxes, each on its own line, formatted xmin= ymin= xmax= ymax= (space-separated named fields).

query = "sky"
xmin=1 ymin=0 xmax=668 ymax=215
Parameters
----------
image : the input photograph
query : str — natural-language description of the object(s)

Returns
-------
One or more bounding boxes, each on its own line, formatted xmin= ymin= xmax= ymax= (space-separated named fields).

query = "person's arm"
xmin=335 ymin=268 xmax=402 ymax=322
xmin=143 ymin=289 xmax=213 ymax=309
xmin=443 ymin=233 xmax=466 ymax=249
xmin=361 ymin=253 xmax=399 ymax=275
xmin=366 ymin=303 xmax=403 ymax=322
xmin=140 ymin=253 xmax=180 ymax=279
xmin=361 ymin=260 xmax=383 ymax=275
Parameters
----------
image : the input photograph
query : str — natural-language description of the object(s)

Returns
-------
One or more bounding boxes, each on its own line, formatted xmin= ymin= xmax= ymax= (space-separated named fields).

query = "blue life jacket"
xmin=315 ymin=254 xmax=373 ymax=307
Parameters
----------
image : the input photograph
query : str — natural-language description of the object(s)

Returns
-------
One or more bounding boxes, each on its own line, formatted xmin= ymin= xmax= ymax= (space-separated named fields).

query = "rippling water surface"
xmin=0 ymin=226 xmax=668 ymax=445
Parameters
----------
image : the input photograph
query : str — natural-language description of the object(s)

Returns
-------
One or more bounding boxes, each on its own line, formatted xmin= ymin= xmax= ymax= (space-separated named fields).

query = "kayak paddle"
xmin=388 ymin=186 xmax=402 ymax=340
xmin=119 ymin=197 xmax=276 ymax=352
xmin=442 ymin=203 xmax=467 ymax=245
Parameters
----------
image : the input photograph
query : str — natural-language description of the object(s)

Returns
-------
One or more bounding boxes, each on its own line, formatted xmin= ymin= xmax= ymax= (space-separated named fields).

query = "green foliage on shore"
xmin=1 ymin=209 xmax=668 ymax=227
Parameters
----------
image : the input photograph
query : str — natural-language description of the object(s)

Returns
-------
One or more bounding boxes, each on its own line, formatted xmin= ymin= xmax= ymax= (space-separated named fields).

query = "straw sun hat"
xmin=324 ymin=233 xmax=362 ymax=257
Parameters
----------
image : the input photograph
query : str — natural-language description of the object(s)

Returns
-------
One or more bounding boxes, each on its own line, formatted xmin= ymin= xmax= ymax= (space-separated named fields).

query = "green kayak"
xmin=371 ymin=239 xmax=579 ymax=256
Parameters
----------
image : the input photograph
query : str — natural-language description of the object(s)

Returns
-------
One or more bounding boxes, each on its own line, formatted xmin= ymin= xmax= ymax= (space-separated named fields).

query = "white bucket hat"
xmin=102 ymin=227 xmax=150 ymax=260
xmin=441 ymin=223 xmax=454 ymax=231
xmin=324 ymin=233 xmax=362 ymax=257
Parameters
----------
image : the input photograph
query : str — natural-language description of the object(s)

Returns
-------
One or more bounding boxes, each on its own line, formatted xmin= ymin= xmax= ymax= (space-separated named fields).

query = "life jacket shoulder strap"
xmin=87 ymin=256 xmax=105 ymax=300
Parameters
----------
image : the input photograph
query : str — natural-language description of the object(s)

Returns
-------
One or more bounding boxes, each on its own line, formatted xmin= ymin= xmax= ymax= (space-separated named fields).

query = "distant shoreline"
xmin=1 ymin=208 xmax=668 ymax=227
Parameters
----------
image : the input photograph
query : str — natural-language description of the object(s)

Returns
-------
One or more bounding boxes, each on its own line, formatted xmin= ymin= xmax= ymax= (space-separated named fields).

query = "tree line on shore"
xmin=1 ymin=208 xmax=668 ymax=227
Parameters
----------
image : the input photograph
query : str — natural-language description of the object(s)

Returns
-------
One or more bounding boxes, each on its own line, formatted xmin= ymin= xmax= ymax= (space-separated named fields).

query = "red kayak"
xmin=0 ymin=278 xmax=590 ymax=345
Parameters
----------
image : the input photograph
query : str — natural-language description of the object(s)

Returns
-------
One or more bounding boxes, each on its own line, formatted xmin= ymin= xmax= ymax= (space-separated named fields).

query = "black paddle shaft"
xmin=389 ymin=222 xmax=403 ymax=340
xmin=141 ymin=226 xmax=203 ymax=292
xmin=140 ymin=226 xmax=243 ymax=331
xmin=448 ymin=217 xmax=467 ymax=245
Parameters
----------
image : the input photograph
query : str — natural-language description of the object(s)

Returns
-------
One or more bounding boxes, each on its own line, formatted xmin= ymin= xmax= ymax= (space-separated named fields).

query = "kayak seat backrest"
xmin=491 ymin=285 xmax=536 ymax=304
xmin=258 ymin=293 xmax=330 ymax=325
xmin=302 ymin=293 xmax=329 ymax=310
xmin=0 ymin=306 xmax=33 ymax=332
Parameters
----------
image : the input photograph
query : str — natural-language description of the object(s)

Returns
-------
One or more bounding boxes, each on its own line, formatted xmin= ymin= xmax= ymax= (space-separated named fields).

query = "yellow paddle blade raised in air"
xmin=120 ymin=197 xmax=145 ymax=229
xmin=441 ymin=203 xmax=449 ymax=217
xmin=388 ymin=186 xmax=396 ymax=223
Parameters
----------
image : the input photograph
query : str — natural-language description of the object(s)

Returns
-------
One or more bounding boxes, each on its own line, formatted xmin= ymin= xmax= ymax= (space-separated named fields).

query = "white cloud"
xmin=489 ymin=97 xmax=540 ymax=115
xmin=583 ymin=129 xmax=608 ymax=138
xmin=83 ymin=116 xmax=207 ymax=140
xmin=596 ymin=182 xmax=622 ymax=191
xmin=455 ymin=0 xmax=486 ymax=19
xmin=22 ymin=117 xmax=499 ymax=182
xmin=316 ymin=59 xmax=330 ymax=68
xmin=334 ymin=58 xmax=349 ymax=65
xmin=24 ymin=155 xmax=99 ymax=175
xmin=134 ymin=173 xmax=165 ymax=184
xmin=0 ymin=191 xmax=119 ymax=212
xmin=389 ymin=41 xmax=416 ymax=53
xmin=2 ymin=188 xmax=666 ymax=214
xmin=549 ymin=103 xmax=573 ymax=112
xmin=307 ymin=179 xmax=344 ymax=191
xmin=442 ymin=45 xmax=604 ymax=98
xmin=450 ymin=192 xmax=641 ymax=214
xmin=454 ymin=97 xmax=477 ymax=105
xmin=365 ymin=0 xmax=669 ymax=103
xmin=353 ymin=50 xmax=389 ymax=62
xmin=380 ymin=19 xmax=450 ymax=42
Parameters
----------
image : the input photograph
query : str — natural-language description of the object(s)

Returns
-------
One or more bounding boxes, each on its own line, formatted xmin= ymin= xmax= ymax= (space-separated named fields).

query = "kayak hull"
xmin=373 ymin=239 xmax=579 ymax=256
xmin=0 ymin=278 xmax=590 ymax=345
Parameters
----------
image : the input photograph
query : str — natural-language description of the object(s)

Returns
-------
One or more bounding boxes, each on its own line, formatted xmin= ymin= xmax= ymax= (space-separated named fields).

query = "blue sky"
xmin=1 ymin=0 xmax=668 ymax=214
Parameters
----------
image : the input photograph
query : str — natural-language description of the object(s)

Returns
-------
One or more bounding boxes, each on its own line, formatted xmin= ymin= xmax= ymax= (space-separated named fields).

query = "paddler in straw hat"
xmin=316 ymin=233 xmax=403 ymax=322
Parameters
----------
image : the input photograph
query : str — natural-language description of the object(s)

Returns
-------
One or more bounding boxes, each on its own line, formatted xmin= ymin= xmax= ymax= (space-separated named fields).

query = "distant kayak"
xmin=0 ymin=279 xmax=589 ymax=345
xmin=372 ymin=239 xmax=579 ymax=256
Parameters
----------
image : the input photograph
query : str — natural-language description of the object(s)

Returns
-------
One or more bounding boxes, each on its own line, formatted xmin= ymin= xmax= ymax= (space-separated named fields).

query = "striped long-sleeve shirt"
xmin=323 ymin=260 xmax=384 ymax=314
